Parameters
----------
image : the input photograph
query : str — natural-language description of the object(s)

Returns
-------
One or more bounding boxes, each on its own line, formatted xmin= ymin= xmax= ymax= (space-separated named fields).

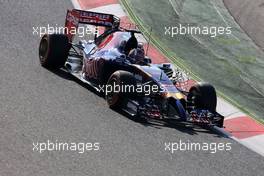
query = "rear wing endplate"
xmin=65 ymin=9 xmax=120 ymax=41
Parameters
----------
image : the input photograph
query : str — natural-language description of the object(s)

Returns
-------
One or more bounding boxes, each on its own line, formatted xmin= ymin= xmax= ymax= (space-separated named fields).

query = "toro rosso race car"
xmin=38 ymin=9 xmax=224 ymax=127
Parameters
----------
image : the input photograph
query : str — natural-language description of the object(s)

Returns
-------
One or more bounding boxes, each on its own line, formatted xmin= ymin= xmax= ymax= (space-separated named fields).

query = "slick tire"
xmin=106 ymin=70 xmax=136 ymax=109
xmin=187 ymin=82 xmax=217 ymax=112
xmin=39 ymin=34 xmax=70 ymax=68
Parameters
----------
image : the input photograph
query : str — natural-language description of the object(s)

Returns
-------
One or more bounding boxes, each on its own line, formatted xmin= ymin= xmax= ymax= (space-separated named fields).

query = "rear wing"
xmin=65 ymin=9 xmax=120 ymax=41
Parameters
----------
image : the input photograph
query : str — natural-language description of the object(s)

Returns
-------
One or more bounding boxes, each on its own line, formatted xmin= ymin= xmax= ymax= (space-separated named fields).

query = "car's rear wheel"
xmin=187 ymin=82 xmax=217 ymax=112
xmin=39 ymin=34 xmax=70 ymax=68
xmin=106 ymin=70 xmax=136 ymax=109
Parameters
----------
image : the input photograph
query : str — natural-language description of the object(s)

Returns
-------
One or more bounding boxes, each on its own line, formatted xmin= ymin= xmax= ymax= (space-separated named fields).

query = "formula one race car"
xmin=38 ymin=9 xmax=224 ymax=127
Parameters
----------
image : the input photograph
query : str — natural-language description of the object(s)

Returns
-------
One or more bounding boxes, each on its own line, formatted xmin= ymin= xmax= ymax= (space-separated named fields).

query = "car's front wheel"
xmin=187 ymin=82 xmax=217 ymax=112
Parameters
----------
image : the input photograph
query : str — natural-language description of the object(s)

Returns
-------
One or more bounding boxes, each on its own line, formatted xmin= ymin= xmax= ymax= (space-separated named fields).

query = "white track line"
xmin=90 ymin=4 xmax=126 ymax=18
xmin=71 ymin=0 xmax=81 ymax=9
xmin=239 ymin=134 xmax=264 ymax=157
xmin=217 ymin=97 xmax=246 ymax=120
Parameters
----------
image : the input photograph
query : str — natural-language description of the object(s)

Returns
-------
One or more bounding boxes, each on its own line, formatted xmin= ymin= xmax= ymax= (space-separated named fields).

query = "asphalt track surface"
xmin=0 ymin=1 xmax=264 ymax=176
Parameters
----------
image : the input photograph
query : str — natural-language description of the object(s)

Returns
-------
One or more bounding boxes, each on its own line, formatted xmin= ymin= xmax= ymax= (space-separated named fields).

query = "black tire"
xmin=187 ymin=82 xmax=217 ymax=112
xmin=39 ymin=34 xmax=70 ymax=68
xmin=106 ymin=70 xmax=136 ymax=109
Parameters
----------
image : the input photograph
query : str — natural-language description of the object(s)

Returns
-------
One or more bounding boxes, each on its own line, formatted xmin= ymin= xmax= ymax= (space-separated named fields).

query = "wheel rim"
xmin=39 ymin=38 xmax=48 ymax=62
xmin=106 ymin=78 xmax=119 ymax=106
xmin=187 ymin=90 xmax=198 ymax=111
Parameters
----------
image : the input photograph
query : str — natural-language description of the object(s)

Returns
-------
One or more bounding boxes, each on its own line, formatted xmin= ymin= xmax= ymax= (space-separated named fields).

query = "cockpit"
xmin=94 ymin=30 xmax=151 ymax=65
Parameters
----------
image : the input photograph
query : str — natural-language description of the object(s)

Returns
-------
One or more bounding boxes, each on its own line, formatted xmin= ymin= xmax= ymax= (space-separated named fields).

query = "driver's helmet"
xmin=128 ymin=43 xmax=145 ymax=64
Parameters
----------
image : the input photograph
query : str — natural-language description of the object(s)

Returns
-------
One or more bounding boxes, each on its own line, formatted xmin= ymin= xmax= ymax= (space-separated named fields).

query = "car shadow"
xmin=114 ymin=108 xmax=225 ymax=137
xmin=47 ymin=67 xmax=226 ymax=138
xmin=47 ymin=67 xmax=104 ymax=98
